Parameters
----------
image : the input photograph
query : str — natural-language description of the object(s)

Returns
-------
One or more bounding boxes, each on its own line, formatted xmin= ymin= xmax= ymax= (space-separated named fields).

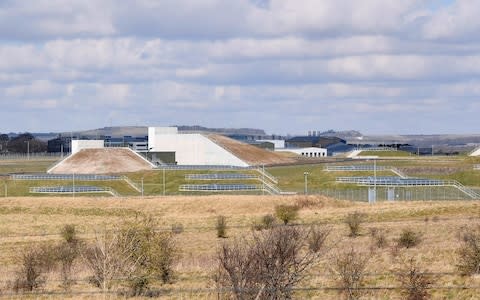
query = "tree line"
xmin=0 ymin=133 xmax=47 ymax=154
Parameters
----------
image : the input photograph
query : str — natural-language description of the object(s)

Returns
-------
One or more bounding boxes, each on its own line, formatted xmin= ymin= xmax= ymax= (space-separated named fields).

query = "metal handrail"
xmin=179 ymin=184 xmax=261 ymax=192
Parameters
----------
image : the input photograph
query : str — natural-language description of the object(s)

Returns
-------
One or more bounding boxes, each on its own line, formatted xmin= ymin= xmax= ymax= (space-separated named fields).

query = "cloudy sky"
xmin=1 ymin=0 xmax=479 ymax=135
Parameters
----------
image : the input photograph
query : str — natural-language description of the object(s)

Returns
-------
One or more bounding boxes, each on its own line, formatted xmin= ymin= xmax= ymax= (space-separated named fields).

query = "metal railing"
xmin=325 ymin=165 xmax=388 ymax=171
xmin=12 ymin=174 xmax=122 ymax=181
xmin=29 ymin=185 xmax=118 ymax=196
xmin=0 ymin=152 xmax=64 ymax=160
xmin=336 ymin=177 xmax=480 ymax=199
xmin=256 ymin=167 xmax=279 ymax=184
xmin=185 ymin=173 xmax=258 ymax=180
xmin=325 ymin=165 xmax=408 ymax=178
xmin=179 ymin=184 xmax=261 ymax=192
xmin=474 ymin=165 xmax=480 ymax=170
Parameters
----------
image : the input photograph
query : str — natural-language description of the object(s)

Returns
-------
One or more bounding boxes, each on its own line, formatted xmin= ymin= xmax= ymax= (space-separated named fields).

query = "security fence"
xmin=311 ymin=186 xmax=474 ymax=202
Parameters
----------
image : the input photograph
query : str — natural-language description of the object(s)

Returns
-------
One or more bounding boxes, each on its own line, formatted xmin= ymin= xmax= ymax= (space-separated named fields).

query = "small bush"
xmin=457 ymin=226 xmax=480 ymax=275
xmin=397 ymin=258 xmax=434 ymax=300
xmin=308 ymin=225 xmax=330 ymax=253
xmin=216 ymin=215 xmax=227 ymax=238
xmin=171 ymin=223 xmax=184 ymax=235
xmin=275 ymin=204 xmax=299 ymax=225
xmin=57 ymin=224 xmax=82 ymax=289
xmin=397 ymin=229 xmax=422 ymax=249
xmin=370 ymin=228 xmax=388 ymax=249
xmin=345 ymin=212 xmax=366 ymax=237
xmin=332 ymin=247 xmax=370 ymax=300
xmin=252 ymin=214 xmax=276 ymax=231
xmin=13 ymin=245 xmax=55 ymax=293
xmin=60 ymin=224 xmax=78 ymax=244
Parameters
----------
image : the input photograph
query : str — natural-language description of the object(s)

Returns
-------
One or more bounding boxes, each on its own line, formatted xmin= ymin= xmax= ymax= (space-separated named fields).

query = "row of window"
xmin=301 ymin=152 xmax=326 ymax=157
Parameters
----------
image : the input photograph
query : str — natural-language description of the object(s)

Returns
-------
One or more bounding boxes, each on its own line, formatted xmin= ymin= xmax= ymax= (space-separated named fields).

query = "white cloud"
xmin=423 ymin=0 xmax=480 ymax=41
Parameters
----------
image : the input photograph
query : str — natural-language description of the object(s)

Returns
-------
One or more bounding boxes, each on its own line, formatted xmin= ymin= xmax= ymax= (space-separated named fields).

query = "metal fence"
xmin=185 ymin=173 xmax=258 ymax=180
xmin=29 ymin=185 xmax=117 ymax=195
xmin=474 ymin=164 xmax=480 ymax=170
xmin=179 ymin=184 xmax=261 ymax=192
xmin=12 ymin=174 xmax=122 ymax=181
xmin=0 ymin=153 xmax=63 ymax=160
xmin=311 ymin=186 xmax=473 ymax=201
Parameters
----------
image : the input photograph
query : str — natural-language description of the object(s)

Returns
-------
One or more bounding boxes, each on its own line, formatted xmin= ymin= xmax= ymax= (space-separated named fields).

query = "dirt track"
xmin=208 ymin=134 xmax=296 ymax=166
xmin=49 ymin=148 xmax=153 ymax=174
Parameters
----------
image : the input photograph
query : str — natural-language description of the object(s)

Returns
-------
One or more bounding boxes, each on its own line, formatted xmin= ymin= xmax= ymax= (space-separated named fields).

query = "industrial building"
xmin=147 ymin=127 xmax=249 ymax=166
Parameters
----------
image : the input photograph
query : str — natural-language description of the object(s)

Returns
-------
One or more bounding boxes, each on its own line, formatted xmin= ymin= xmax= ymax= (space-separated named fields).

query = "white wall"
xmin=277 ymin=147 xmax=327 ymax=158
xmin=150 ymin=133 xmax=249 ymax=166
xmin=71 ymin=140 xmax=104 ymax=154
xmin=257 ymin=139 xmax=285 ymax=149
xmin=148 ymin=127 xmax=178 ymax=150
xmin=470 ymin=147 xmax=480 ymax=156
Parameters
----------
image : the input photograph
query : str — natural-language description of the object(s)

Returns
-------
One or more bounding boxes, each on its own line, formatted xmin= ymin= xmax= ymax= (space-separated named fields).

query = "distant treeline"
xmin=0 ymin=133 xmax=47 ymax=154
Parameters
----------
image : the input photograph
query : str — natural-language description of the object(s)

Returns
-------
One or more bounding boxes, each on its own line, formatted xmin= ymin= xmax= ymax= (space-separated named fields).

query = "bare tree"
xmin=13 ymin=245 xmax=55 ymax=293
xmin=332 ymin=247 xmax=370 ymax=300
xmin=217 ymin=225 xmax=329 ymax=300
xmin=396 ymin=258 xmax=434 ymax=300
xmin=82 ymin=230 xmax=141 ymax=293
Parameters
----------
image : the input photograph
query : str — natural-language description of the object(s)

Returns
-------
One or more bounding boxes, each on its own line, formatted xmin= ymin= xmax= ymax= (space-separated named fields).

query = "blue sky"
xmin=1 ymin=0 xmax=479 ymax=135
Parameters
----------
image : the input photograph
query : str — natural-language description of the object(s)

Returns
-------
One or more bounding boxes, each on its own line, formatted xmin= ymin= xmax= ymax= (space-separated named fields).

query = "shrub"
xmin=13 ymin=245 xmax=55 ymax=293
xmin=332 ymin=247 xmax=370 ymax=300
xmin=252 ymin=214 xmax=276 ymax=231
xmin=118 ymin=217 xmax=179 ymax=290
xmin=457 ymin=226 xmax=480 ymax=275
xmin=308 ymin=225 xmax=330 ymax=253
xmin=274 ymin=204 xmax=299 ymax=225
xmin=82 ymin=230 xmax=140 ymax=292
xmin=397 ymin=258 xmax=434 ymax=300
xmin=57 ymin=224 xmax=82 ymax=289
xmin=370 ymin=228 xmax=388 ymax=249
xmin=216 ymin=215 xmax=228 ymax=238
xmin=60 ymin=224 xmax=78 ymax=244
xmin=171 ymin=223 xmax=184 ymax=235
xmin=217 ymin=226 xmax=326 ymax=299
xmin=397 ymin=229 xmax=422 ymax=249
xmin=345 ymin=212 xmax=366 ymax=237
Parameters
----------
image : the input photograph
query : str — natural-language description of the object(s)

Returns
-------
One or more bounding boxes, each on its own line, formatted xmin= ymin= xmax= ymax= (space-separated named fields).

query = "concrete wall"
xmin=257 ymin=139 xmax=285 ymax=149
xmin=471 ymin=147 xmax=480 ymax=156
xmin=149 ymin=131 xmax=249 ymax=166
xmin=71 ymin=140 xmax=104 ymax=154
xmin=277 ymin=147 xmax=327 ymax=158
xmin=148 ymin=127 xmax=178 ymax=151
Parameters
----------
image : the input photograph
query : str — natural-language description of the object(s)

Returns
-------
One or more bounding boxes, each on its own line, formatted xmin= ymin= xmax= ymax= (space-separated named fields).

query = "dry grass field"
xmin=0 ymin=195 xmax=479 ymax=299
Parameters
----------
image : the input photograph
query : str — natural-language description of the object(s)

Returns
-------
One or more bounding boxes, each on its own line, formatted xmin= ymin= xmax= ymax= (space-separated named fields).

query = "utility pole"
xmin=72 ymin=173 xmax=75 ymax=199
xmin=163 ymin=167 xmax=166 ymax=196
xmin=304 ymin=172 xmax=309 ymax=195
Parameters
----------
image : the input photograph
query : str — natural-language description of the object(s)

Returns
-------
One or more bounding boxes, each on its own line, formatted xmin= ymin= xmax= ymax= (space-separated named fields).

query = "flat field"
xmin=0 ymin=195 xmax=479 ymax=299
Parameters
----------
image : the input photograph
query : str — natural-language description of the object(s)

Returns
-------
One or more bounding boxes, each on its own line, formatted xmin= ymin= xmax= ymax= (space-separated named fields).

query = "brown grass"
xmin=0 ymin=195 xmax=479 ymax=298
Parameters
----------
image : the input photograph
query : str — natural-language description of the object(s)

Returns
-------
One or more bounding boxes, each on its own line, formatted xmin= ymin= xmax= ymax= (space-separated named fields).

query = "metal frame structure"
xmin=336 ymin=176 xmax=480 ymax=199
xmin=29 ymin=185 xmax=118 ymax=196
xmin=179 ymin=184 xmax=261 ymax=192
xmin=325 ymin=165 xmax=407 ymax=178
xmin=12 ymin=174 xmax=122 ymax=181
xmin=185 ymin=173 xmax=258 ymax=180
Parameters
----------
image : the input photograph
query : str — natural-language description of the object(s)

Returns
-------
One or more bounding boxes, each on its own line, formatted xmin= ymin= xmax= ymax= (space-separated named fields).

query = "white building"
xmin=276 ymin=147 xmax=327 ymax=158
xmin=147 ymin=127 xmax=249 ymax=166
xmin=470 ymin=146 xmax=480 ymax=157
xmin=256 ymin=139 xmax=285 ymax=149
xmin=71 ymin=140 xmax=104 ymax=154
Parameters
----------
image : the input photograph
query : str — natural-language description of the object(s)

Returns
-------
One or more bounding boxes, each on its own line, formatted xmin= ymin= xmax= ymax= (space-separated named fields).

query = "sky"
xmin=1 ymin=0 xmax=479 ymax=135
